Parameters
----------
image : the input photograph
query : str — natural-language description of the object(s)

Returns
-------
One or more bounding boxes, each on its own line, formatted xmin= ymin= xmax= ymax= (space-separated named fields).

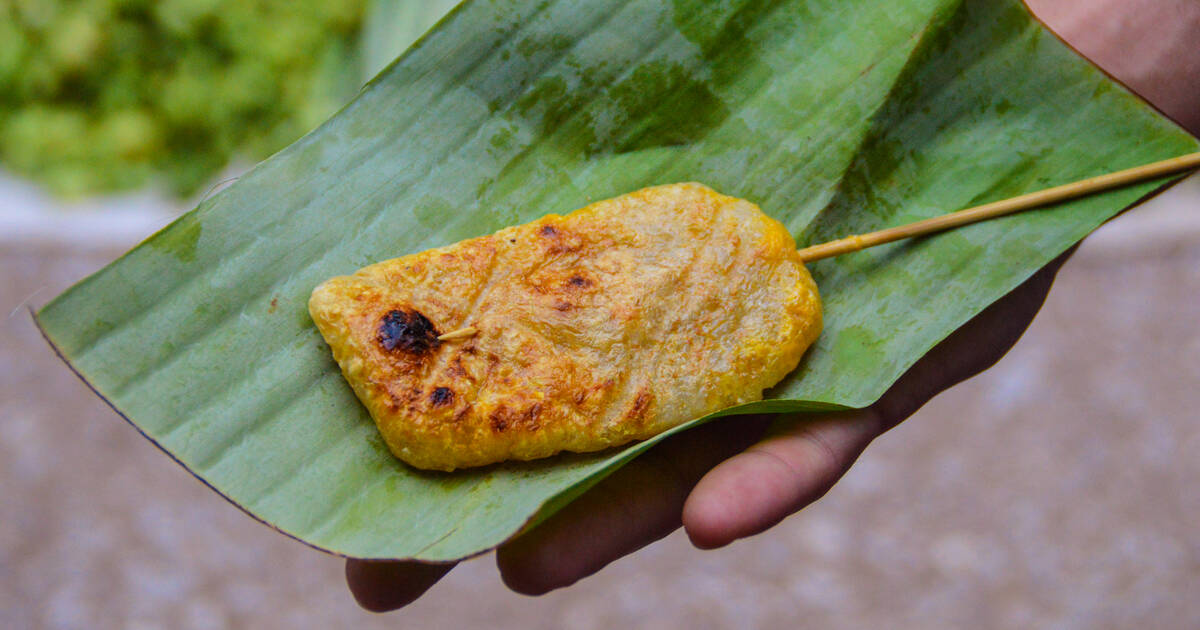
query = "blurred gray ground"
xmin=2 ymin=170 xmax=1198 ymax=628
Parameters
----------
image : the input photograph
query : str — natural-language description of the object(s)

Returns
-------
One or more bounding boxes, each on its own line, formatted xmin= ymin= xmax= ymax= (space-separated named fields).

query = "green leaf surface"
xmin=38 ymin=0 xmax=1197 ymax=561
xmin=361 ymin=0 xmax=464 ymax=82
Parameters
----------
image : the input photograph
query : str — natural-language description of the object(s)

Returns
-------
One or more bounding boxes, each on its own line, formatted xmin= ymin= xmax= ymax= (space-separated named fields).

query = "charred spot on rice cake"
xmin=377 ymin=309 xmax=440 ymax=354
xmin=429 ymin=387 xmax=454 ymax=407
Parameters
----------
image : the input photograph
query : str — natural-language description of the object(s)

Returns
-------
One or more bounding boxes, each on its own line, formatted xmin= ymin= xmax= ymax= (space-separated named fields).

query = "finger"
xmin=682 ymin=409 xmax=882 ymax=549
xmin=344 ymin=559 xmax=455 ymax=612
xmin=496 ymin=414 xmax=772 ymax=595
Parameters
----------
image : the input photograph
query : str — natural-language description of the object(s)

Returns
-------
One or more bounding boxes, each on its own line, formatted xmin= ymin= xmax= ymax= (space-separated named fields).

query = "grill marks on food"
xmin=624 ymin=389 xmax=653 ymax=425
xmin=377 ymin=309 xmax=440 ymax=354
xmin=489 ymin=403 xmax=543 ymax=433
xmin=538 ymin=222 xmax=583 ymax=256
xmin=429 ymin=387 xmax=454 ymax=406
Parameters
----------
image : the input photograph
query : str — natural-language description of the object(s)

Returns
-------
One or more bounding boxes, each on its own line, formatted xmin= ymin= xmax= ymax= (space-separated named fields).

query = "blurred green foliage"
xmin=0 ymin=0 xmax=367 ymax=197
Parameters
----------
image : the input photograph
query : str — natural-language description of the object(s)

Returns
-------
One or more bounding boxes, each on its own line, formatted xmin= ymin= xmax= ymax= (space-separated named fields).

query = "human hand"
xmin=1026 ymin=0 xmax=1200 ymax=135
xmin=345 ymin=0 xmax=1200 ymax=612
xmin=345 ymin=251 xmax=1072 ymax=610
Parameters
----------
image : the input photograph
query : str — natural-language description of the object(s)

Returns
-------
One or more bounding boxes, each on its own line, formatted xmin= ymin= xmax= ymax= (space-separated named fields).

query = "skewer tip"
xmin=438 ymin=326 xmax=477 ymax=341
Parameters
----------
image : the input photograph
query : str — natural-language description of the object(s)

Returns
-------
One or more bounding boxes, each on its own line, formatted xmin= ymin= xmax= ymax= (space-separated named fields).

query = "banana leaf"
xmin=37 ymin=0 xmax=1198 ymax=562
xmin=360 ymin=0 xmax=464 ymax=82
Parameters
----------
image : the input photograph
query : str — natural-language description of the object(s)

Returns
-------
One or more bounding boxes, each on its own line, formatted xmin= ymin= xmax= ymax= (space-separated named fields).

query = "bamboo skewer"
xmin=796 ymin=151 xmax=1200 ymax=263
xmin=432 ymin=151 xmax=1200 ymax=342
xmin=437 ymin=326 xmax=477 ymax=341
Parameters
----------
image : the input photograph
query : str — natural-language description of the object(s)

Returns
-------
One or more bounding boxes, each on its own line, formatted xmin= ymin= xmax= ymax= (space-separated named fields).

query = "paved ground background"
xmin=3 ymin=2 xmax=1199 ymax=628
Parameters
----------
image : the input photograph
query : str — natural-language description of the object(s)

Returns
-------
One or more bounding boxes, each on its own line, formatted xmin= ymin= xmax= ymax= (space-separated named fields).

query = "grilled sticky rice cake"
xmin=309 ymin=183 xmax=822 ymax=471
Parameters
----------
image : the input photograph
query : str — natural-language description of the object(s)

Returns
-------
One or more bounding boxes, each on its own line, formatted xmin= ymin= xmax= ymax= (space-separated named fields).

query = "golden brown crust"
xmin=309 ymin=183 xmax=822 ymax=471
